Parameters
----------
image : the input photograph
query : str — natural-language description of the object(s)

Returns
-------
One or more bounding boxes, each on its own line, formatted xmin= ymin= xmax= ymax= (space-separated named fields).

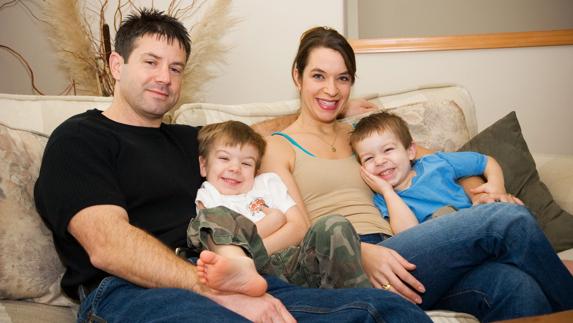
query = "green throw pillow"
xmin=459 ymin=111 xmax=573 ymax=252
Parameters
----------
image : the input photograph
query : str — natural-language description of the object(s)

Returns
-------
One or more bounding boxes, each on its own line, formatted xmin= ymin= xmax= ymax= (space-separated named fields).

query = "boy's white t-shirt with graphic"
xmin=195 ymin=172 xmax=296 ymax=222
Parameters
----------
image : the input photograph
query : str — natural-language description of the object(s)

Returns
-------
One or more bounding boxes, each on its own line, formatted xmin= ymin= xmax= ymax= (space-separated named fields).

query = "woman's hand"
xmin=339 ymin=98 xmax=378 ymax=118
xmin=470 ymin=184 xmax=524 ymax=205
xmin=361 ymin=242 xmax=425 ymax=304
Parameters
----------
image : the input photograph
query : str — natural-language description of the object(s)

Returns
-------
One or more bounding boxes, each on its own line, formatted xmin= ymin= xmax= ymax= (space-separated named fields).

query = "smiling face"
xmin=110 ymin=34 xmax=187 ymax=126
xmin=199 ymin=141 xmax=259 ymax=195
xmin=294 ymin=47 xmax=352 ymax=123
xmin=354 ymin=130 xmax=417 ymax=191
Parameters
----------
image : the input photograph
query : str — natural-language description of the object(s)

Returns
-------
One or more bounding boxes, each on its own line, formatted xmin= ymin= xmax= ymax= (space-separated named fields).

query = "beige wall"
xmin=355 ymin=0 xmax=573 ymax=38
xmin=202 ymin=0 xmax=345 ymax=104
xmin=1 ymin=0 xmax=571 ymax=154
xmin=0 ymin=2 xmax=68 ymax=94
xmin=352 ymin=45 xmax=573 ymax=155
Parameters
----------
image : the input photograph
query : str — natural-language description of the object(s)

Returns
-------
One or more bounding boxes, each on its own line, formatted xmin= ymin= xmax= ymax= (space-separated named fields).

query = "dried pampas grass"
xmin=166 ymin=0 xmax=239 ymax=121
xmin=177 ymin=0 xmax=238 ymax=105
xmin=42 ymin=0 xmax=237 ymax=104
xmin=42 ymin=0 xmax=105 ymax=95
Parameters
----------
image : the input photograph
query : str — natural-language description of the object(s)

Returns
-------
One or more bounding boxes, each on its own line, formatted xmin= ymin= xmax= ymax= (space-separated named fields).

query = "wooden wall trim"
xmin=350 ymin=29 xmax=573 ymax=53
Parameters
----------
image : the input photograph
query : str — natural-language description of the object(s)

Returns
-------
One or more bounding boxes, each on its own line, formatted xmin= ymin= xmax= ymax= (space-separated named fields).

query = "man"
xmin=35 ymin=9 xmax=430 ymax=322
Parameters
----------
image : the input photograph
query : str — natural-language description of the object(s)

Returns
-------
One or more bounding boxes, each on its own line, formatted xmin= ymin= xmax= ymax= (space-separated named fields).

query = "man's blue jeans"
xmin=78 ymin=272 xmax=431 ymax=322
xmin=374 ymin=203 xmax=573 ymax=322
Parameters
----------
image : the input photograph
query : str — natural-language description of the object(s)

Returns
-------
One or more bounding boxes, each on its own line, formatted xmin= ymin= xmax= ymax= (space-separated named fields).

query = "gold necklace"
xmin=323 ymin=132 xmax=338 ymax=152
xmin=305 ymin=128 xmax=338 ymax=152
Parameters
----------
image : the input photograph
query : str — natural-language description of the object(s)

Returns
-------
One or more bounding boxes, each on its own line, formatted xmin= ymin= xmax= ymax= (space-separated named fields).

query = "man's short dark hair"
xmin=114 ymin=8 xmax=191 ymax=62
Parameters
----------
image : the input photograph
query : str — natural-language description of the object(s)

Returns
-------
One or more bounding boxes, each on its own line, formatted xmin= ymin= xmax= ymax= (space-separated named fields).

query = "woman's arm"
xmin=258 ymin=136 xmax=310 ymax=254
xmin=252 ymin=114 xmax=298 ymax=137
xmin=338 ymin=97 xmax=378 ymax=118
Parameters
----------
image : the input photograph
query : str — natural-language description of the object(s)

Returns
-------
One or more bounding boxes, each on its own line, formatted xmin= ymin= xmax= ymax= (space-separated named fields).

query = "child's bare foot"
xmin=197 ymin=250 xmax=267 ymax=296
xmin=563 ymin=259 xmax=573 ymax=276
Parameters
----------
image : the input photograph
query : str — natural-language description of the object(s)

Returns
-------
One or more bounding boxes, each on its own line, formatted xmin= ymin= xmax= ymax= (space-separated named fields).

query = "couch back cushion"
xmin=173 ymin=99 xmax=301 ymax=126
xmin=0 ymin=93 xmax=112 ymax=135
xmin=174 ymin=85 xmax=476 ymax=152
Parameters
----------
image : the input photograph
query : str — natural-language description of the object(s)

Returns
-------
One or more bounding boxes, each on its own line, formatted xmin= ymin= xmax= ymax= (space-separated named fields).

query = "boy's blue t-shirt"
xmin=373 ymin=151 xmax=487 ymax=223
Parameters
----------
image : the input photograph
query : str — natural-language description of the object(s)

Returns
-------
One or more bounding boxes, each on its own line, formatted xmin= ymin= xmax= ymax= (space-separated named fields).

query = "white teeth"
xmin=379 ymin=169 xmax=393 ymax=176
xmin=318 ymin=99 xmax=336 ymax=107
xmin=222 ymin=177 xmax=240 ymax=184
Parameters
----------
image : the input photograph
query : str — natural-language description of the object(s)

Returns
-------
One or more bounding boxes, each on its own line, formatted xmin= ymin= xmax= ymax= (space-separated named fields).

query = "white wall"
xmin=353 ymin=45 xmax=573 ymax=155
xmin=356 ymin=0 xmax=573 ymax=38
xmin=202 ymin=0 xmax=345 ymax=104
xmin=1 ymin=0 xmax=571 ymax=154
xmin=0 ymin=2 xmax=68 ymax=94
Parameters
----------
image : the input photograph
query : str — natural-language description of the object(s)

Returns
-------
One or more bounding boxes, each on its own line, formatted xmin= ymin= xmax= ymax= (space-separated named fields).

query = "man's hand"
xmin=339 ymin=98 xmax=378 ymax=118
xmin=208 ymin=291 xmax=296 ymax=323
xmin=361 ymin=243 xmax=425 ymax=304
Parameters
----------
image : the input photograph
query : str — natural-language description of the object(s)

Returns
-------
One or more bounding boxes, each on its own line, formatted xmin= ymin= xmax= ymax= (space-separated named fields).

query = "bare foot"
xmin=563 ymin=259 xmax=573 ymax=276
xmin=197 ymin=250 xmax=267 ymax=297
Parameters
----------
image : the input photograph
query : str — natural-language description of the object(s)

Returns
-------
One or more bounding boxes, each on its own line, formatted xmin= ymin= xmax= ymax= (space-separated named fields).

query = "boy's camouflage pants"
xmin=187 ymin=206 xmax=372 ymax=288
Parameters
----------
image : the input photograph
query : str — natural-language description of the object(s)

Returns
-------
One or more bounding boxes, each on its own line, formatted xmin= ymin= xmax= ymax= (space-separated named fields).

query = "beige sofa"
xmin=1 ymin=85 xmax=572 ymax=323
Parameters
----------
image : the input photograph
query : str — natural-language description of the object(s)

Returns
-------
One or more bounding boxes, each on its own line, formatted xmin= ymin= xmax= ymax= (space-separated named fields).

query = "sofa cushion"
xmin=174 ymin=85 xmax=473 ymax=153
xmin=173 ymin=99 xmax=300 ymax=127
xmin=340 ymin=98 xmax=470 ymax=152
xmin=533 ymin=153 xmax=573 ymax=215
xmin=459 ymin=112 xmax=573 ymax=252
xmin=0 ymin=299 xmax=76 ymax=323
xmin=0 ymin=93 xmax=111 ymax=135
xmin=0 ymin=122 xmax=71 ymax=306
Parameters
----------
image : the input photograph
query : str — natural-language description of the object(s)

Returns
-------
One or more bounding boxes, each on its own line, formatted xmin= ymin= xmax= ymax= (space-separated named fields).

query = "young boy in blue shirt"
xmin=350 ymin=111 xmax=516 ymax=234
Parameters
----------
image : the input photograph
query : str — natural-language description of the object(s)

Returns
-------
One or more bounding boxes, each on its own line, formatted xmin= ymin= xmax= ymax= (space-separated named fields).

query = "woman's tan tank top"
xmin=292 ymin=148 xmax=392 ymax=236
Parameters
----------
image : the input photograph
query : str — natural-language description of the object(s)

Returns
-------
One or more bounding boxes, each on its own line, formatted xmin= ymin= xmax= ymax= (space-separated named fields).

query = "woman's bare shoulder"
xmin=261 ymin=133 xmax=296 ymax=172
xmin=264 ymin=132 xmax=295 ymax=157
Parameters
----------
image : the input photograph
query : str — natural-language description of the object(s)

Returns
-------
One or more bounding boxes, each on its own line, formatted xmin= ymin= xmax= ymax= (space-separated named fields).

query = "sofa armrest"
xmin=532 ymin=153 xmax=573 ymax=215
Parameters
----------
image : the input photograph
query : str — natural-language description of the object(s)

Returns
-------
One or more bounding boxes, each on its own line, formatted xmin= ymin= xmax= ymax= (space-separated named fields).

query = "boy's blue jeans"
xmin=371 ymin=203 xmax=573 ymax=322
xmin=77 ymin=275 xmax=430 ymax=322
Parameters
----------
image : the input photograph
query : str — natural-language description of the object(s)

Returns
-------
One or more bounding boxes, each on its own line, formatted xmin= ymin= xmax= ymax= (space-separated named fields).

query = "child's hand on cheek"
xmin=360 ymin=166 xmax=393 ymax=195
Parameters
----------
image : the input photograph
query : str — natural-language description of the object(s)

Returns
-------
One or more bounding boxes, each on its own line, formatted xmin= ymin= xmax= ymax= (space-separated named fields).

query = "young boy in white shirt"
xmin=188 ymin=121 xmax=370 ymax=297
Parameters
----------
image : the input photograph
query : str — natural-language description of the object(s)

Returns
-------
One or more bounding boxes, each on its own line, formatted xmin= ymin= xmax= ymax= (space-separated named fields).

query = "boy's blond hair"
xmin=349 ymin=111 xmax=413 ymax=156
xmin=198 ymin=121 xmax=267 ymax=171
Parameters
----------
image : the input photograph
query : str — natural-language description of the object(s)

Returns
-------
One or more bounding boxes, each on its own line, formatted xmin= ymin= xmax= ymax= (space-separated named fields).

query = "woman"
xmin=259 ymin=26 xmax=573 ymax=322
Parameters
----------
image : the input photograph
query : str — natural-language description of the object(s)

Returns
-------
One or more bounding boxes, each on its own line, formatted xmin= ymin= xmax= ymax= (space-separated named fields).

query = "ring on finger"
xmin=381 ymin=283 xmax=392 ymax=290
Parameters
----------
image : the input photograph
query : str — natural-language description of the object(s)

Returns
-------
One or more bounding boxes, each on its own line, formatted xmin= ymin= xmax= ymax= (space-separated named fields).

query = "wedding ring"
xmin=382 ymin=283 xmax=392 ymax=290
